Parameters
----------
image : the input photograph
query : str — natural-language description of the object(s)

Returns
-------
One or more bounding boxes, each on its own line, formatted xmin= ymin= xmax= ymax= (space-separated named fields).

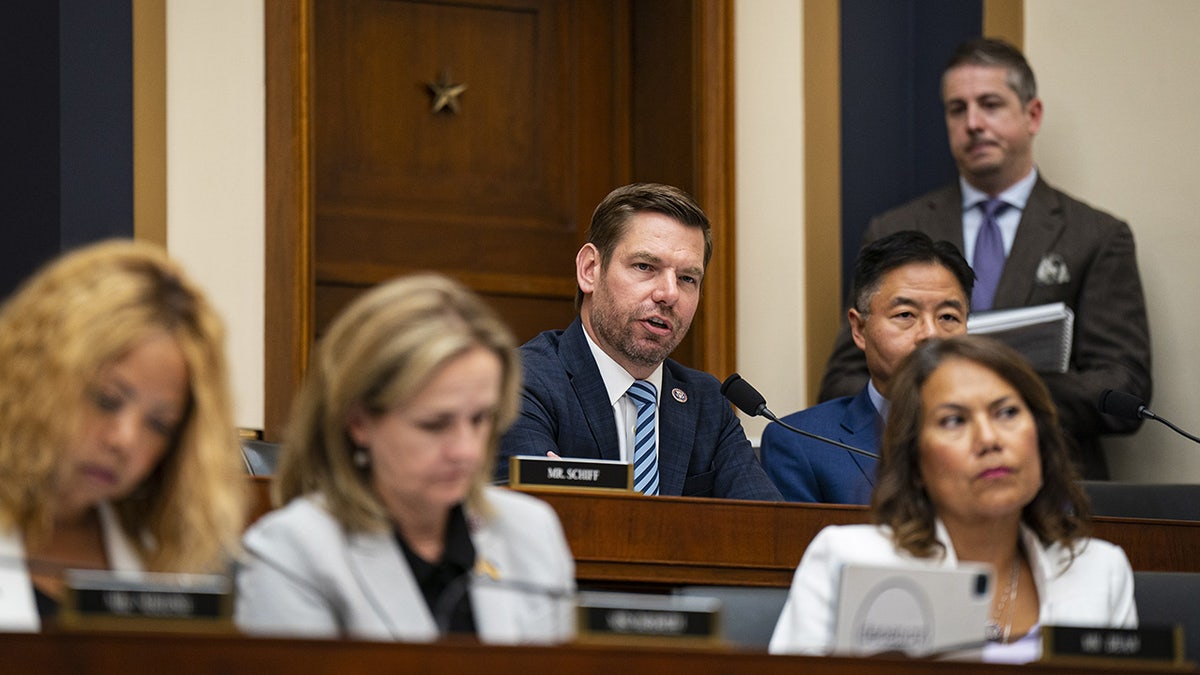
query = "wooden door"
xmin=265 ymin=0 xmax=735 ymax=439
xmin=312 ymin=0 xmax=622 ymax=342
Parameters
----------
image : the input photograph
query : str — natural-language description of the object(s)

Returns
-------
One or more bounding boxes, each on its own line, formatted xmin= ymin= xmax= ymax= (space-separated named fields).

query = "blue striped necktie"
xmin=627 ymin=380 xmax=660 ymax=496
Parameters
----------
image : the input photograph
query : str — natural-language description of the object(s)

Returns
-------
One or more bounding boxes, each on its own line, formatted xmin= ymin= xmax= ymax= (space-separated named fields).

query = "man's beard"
xmin=589 ymin=295 xmax=690 ymax=370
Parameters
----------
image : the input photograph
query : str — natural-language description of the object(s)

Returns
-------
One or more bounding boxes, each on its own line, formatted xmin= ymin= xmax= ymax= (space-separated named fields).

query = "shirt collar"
xmin=582 ymin=321 xmax=665 ymax=404
xmin=960 ymin=166 xmax=1038 ymax=211
xmin=867 ymin=379 xmax=889 ymax=421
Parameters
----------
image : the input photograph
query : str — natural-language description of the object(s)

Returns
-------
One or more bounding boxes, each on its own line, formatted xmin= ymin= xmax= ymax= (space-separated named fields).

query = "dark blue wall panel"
xmin=60 ymin=0 xmax=134 ymax=250
xmin=0 ymin=2 xmax=63 ymax=298
xmin=838 ymin=0 xmax=981 ymax=300
xmin=0 ymin=0 xmax=133 ymax=299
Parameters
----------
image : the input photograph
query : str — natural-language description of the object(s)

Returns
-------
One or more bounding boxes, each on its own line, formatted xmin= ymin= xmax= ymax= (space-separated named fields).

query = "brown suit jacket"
xmin=819 ymin=176 xmax=1152 ymax=479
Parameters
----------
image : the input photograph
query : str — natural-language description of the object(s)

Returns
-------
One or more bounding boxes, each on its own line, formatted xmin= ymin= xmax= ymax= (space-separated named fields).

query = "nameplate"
xmin=576 ymin=591 xmax=721 ymax=645
xmin=59 ymin=569 xmax=233 ymax=633
xmin=1042 ymin=625 xmax=1184 ymax=666
xmin=509 ymin=455 xmax=633 ymax=492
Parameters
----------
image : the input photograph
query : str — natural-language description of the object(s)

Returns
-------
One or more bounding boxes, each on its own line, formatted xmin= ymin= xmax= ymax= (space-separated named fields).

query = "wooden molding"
xmin=803 ymin=0 xmax=842 ymax=405
xmin=692 ymin=0 xmax=737 ymax=379
xmin=263 ymin=0 xmax=315 ymax=441
xmin=132 ymin=0 xmax=166 ymax=246
xmin=984 ymin=0 xmax=1024 ymax=48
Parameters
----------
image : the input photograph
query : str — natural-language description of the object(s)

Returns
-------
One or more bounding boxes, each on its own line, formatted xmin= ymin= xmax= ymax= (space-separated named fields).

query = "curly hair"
xmin=274 ymin=274 xmax=521 ymax=532
xmin=0 ymin=240 xmax=246 ymax=572
xmin=872 ymin=335 xmax=1090 ymax=560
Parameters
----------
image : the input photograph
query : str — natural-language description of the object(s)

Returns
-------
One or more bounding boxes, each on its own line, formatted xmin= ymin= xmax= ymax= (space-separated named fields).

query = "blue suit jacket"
xmin=497 ymin=317 xmax=781 ymax=501
xmin=760 ymin=387 xmax=880 ymax=504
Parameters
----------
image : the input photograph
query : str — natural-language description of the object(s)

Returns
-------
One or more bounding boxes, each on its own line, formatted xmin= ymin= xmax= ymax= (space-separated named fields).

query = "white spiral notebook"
xmin=968 ymin=302 xmax=1075 ymax=373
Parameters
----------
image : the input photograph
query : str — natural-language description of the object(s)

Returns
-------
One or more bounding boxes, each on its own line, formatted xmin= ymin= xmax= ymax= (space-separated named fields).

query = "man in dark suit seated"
xmin=761 ymin=231 xmax=973 ymax=503
xmin=819 ymin=38 xmax=1151 ymax=479
xmin=497 ymin=183 xmax=781 ymax=501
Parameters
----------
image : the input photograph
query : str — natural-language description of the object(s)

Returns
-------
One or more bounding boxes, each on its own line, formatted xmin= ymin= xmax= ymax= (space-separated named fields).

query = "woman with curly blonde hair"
xmin=0 ymin=240 xmax=246 ymax=629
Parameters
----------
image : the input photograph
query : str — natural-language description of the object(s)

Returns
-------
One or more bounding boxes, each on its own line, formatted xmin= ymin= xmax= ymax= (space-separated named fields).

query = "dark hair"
xmin=851 ymin=230 xmax=974 ymax=315
xmin=945 ymin=37 xmax=1037 ymax=104
xmin=872 ymin=335 xmax=1091 ymax=560
xmin=576 ymin=183 xmax=711 ymax=309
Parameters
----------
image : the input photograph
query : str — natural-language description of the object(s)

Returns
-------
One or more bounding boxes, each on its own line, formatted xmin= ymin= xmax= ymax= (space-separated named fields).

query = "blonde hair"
xmin=274 ymin=274 xmax=521 ymax=532
xmin=0 ymin=240 xmax=247 ymax=572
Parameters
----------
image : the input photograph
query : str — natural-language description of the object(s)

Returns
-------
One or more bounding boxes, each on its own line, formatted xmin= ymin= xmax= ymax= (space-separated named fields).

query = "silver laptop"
xmin=833 ymin=562 xmax=994 ymax=657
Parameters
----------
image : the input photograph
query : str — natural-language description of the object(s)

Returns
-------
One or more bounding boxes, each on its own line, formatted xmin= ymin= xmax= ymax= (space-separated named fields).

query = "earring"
xmin=353 ymin=447 xmax=371 ymax=469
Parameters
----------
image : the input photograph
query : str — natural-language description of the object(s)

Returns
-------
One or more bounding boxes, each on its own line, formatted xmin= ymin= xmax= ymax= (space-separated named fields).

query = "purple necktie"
xmin=971 ymin=199 xmax=1008 ymax=312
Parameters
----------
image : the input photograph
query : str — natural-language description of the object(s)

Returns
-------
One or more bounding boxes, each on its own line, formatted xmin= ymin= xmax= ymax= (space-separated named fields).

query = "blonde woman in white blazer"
xmin=236 ymin=275 xmax=575 ymax=643
xmin=770 ymin=336 xmax=1136 ymax=663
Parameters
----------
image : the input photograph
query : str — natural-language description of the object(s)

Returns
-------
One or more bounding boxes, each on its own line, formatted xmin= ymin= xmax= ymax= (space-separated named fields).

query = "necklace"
xmin=985 ymin=557 xmax=1020 ymax=643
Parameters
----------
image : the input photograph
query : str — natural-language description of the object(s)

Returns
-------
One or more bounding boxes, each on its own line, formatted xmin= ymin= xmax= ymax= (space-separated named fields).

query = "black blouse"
xmin=34 ymin=585 xmax=59 ymax=619
xmin=394 ymin=503 xmax=478 ymax=635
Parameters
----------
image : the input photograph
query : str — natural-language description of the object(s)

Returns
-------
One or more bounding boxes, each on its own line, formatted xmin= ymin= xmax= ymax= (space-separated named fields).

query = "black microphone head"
xmin=1098 ymin=389 xmax=1147 ymax=420
xmin=721 ymin=373 xmax=767 ymax=417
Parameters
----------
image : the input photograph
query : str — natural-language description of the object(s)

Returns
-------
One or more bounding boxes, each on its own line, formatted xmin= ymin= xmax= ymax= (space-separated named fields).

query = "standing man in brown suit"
xmin=819 ymin=38 xmax=1150 ymax=479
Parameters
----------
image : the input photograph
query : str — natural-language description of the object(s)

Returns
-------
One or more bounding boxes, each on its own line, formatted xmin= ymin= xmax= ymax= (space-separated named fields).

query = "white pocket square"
xmin=1035 ymin=253 xmax=1071 ymax=285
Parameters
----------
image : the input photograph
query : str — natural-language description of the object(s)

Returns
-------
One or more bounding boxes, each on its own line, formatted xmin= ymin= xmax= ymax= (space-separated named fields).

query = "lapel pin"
xmin=475 ymin=558 xmax=501 ymax=580
xmin=672 ymin=388 xmax=688 ymax=403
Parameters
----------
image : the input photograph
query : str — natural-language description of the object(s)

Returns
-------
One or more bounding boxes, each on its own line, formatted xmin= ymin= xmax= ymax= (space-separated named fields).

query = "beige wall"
xmin=1026 ymin=0 xmax=1200 ymax=480
xmin=735 ymin=0 xmax=807 ymax=441
xmin=166 ymin=0 xmax=265 ymax=430
xmin=168 ymin=2 xmax=1200 ymax=480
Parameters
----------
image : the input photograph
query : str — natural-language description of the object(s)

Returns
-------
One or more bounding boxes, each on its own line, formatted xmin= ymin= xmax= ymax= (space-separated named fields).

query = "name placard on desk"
xmin=576 ymin=591 xmax=721 ymax=645
xmin=59 ymin=569 xmax=233 ymax=633
xmin=509 ymin=455 xmax=632 ymax=492
xmin=1042 ymin=625 xmax=1185 ymax=668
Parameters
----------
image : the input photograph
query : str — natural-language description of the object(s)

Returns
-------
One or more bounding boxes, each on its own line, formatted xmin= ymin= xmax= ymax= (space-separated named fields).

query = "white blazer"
xmin=769 ymin=521 xmax=1137 ymax=656
xmin=0 ymin=502 xmax=144 ymax=632
xmin=235 ymin=486 xmax=576 ymax=643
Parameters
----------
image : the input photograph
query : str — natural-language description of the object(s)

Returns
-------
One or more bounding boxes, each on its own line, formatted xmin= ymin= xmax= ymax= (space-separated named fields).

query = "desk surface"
xmin=248 ymin=478 xmax=1200 ymax=588
xmin=527 ymin=490 xmax=1200 ymax=587
xmin=2 ymin=630 xmax=1189 ymax=674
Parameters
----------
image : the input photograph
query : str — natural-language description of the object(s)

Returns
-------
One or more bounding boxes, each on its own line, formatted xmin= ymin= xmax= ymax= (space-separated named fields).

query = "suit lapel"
xmin=914 ymin=185 xmax=967 ymax=252
xmin=346 ymin=530 xmax=438 ymax=641
xmin=98 ymin=501 xmax=145 ymax=571
xmin=656 ymin=366 xmax=692 ymax=495
xmin=995 ymin=177 xmax=1065 ymax=307
xmin=838 ymin=388 xmax=882 ymax=485
xmin=467 ymin=513 xmax=520 ymax=642
xmin=0 ymin=529 xmax=39 ymax=631
xmin=560 ymin=319 xmax=621 ymax=460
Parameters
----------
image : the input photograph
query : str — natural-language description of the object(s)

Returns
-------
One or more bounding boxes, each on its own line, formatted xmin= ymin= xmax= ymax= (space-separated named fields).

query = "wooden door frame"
xmin=263 ymin=0 xmax=737 ymax=440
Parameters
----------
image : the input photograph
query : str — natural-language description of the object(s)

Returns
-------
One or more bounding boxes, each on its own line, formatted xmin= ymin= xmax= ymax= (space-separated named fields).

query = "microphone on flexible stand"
xmin=1097 ymin=389 xmax=1200 ymax=444
xmin=720 ymin=373 xmax=879 ymax=460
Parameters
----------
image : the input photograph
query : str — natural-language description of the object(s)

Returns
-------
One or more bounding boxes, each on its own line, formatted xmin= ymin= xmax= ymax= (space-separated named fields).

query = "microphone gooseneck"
xmin=721 ymin=373 xmax=879 ymax=460
xmin=1097 ymin=389 xmax=1200 ymax=444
